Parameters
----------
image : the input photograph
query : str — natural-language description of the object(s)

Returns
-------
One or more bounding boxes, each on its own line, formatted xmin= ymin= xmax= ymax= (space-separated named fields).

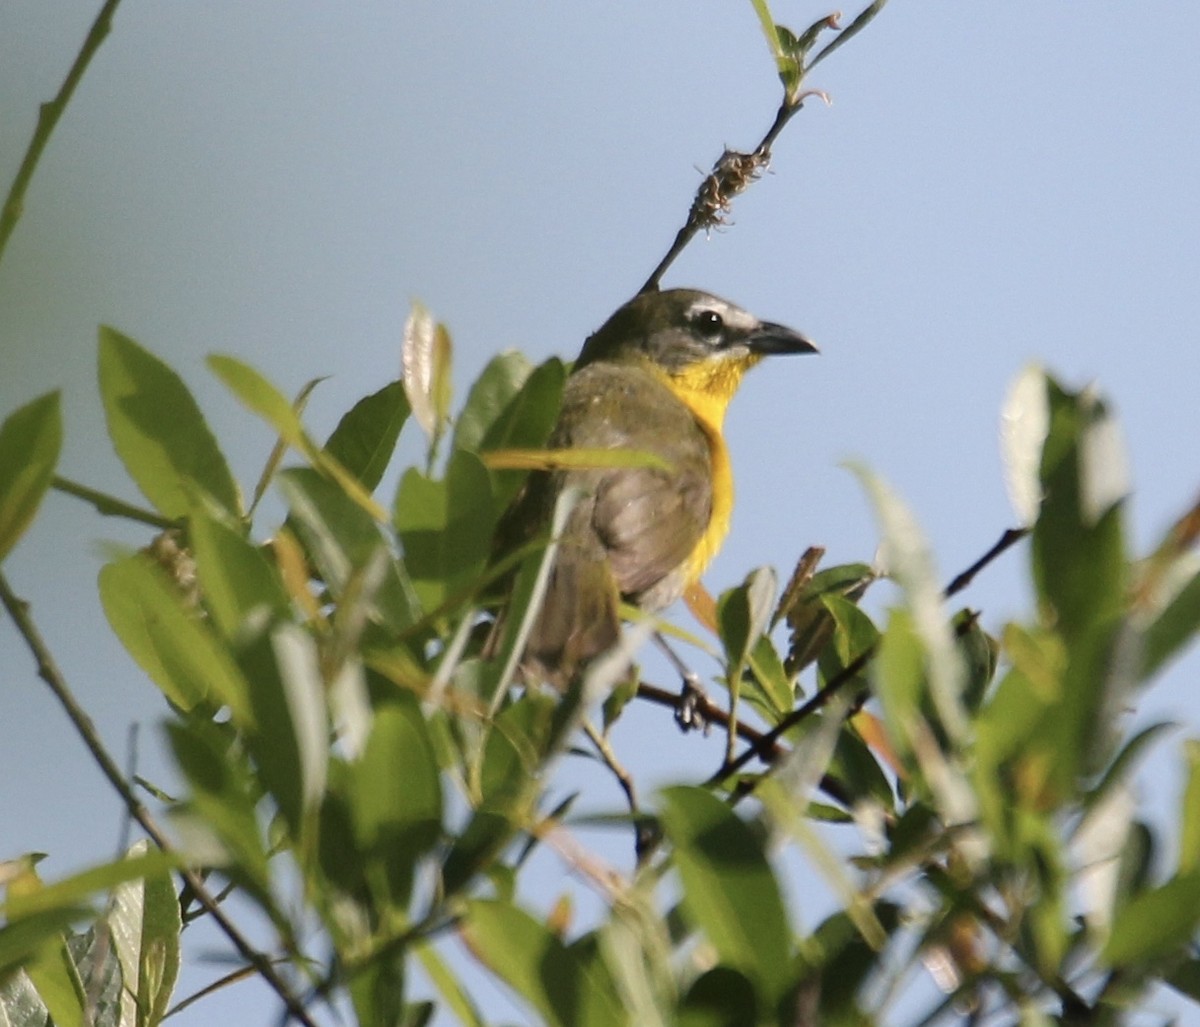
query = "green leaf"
xmin=717 ymin=567 xmax=776 ymax=681
xmin=324 ymin=381 xmax=410 ymax=491
xmin=98 ymin=553 xmax=254 ymax=726
xmin=781 ymin=561 xmax=876 ymax=672
xmin=99 ymin=327 xmax=239 ymax=518
xmin=453 ymin=351 xmax=534 ymax=455
xmin=1032 ymin=378 xmax=1127 ymax=643
xmin=351 ymin=697 xmax=443 ymax=907
xmin=107 ymin=839 xmax=181 ymax=1027
xmin=1141 ymin=563 xmax=1200 ymax=682
xmin=166 ymin=719 xmax=272 ymax=896
xmin=815 ymin=593 xmax=879 ymax=697
xmin=871 ymin=608 xmax=924 ymax=762
xmin=0 ymin=392 xmax=61 ymax=563
xmin=828 ymin=723 xmax=895 ymax=812
xmin=658 ymin=786 xmax=791 ymax=1003
xmin=1167 ymin=957 xmax=1200 ymax=1005
xmin=415 ymin=941 xmax=486 ymax=1027
xmin=745 ymin=634 xmax=792 ymax=718
xmin=23 ymin=933 xmax=85 ymax=1027
xmin=394 ymin=450 xmax=496 ymax=612
xmin=346 ymin=944 xmax=407 ymax=1027
xmin=677 ymin=965 xmax=757 ymax=1027
xmin=278 ymin=467 xmax=418 ymax=633
xmin=1102 ymin=869 xmax=1200 ymax=966
xmin=3 ymin=853 xmax=175 ymax=923
xmin=208 ymin=354 xmax=385 ymax=521
xmin=1180 ymin=740 xmax=1200 ymax=874
xmin=441 ymin=810 xmax=516 ymax=900
xmin=852 ymin=464 xmax=966 ymax=746
xmin=189 ymin=506 xmax=288 ymax=638
xmin=461 ymin=898 xmax=625 ymax=1027
xmin=0 ymin=907 xmax=90 ymax=984
xmin=239 ymin=625 xmax=329 ymax=844
xmin=477 ymin=357 xmax=566 ymax=509
xmin=480 ymin=692 xmax=557 ymax=807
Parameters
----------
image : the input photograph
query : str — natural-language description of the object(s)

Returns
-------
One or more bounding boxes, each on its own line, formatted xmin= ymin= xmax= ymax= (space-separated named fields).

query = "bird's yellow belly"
xmin=685 ymin=424 xmax=733 ymax=582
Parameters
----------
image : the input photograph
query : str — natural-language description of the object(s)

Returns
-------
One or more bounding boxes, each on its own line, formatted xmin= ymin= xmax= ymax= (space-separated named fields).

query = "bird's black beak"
xmin=747 ymin=321 xmax=818 ymax=356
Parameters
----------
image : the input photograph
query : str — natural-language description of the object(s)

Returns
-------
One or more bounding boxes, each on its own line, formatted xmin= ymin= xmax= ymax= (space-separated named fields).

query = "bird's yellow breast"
xmin=653 ymin=353 xmax=762 ymax=582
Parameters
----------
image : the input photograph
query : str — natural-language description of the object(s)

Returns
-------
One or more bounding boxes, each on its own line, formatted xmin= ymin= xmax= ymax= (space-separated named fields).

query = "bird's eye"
xmin=693 ymin=309 xmax=724 ymax=338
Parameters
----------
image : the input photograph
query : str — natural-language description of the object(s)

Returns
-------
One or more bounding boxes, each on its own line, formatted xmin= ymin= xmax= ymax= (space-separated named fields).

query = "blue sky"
xmin=3 ymin=2 xmax=1198 ymax=1023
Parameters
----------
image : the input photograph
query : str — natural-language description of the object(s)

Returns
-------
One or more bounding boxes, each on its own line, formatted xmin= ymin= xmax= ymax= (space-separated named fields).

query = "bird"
xmin=499 ymin=287 xmax=816 ymax=686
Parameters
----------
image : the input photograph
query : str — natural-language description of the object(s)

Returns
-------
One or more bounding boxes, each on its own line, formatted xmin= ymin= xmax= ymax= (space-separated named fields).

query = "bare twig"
xmin=943 ymin=527 xmax=1029 ymax=599
xmin=0 ymin=572 xmax=321 ymax=1027
xmin=52 ymin=475 xmax=176 ymax=529
xmin=163 ymin=963 xmax=266 ymax=1020
xmin=639 ymin=105 xmax=803 ymax=294
xmin=583 ymin=719 xmax=657 ymax=859
xmin=0 ymin=0 xmax=124 ymax=262
xmin=639 ymin=1 xmax=889 ymax=293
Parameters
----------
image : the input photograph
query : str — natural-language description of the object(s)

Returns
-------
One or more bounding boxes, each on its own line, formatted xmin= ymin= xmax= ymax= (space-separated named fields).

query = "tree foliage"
xmin=2 ymin=2 xmax=1199 ymax=1026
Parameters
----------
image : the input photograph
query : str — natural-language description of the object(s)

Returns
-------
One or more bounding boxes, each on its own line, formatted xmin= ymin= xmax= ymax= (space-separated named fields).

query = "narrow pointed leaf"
xmin=453 ymin=351 xmax=533 ymax=455
xmin=324 ymin=380 xmax=410 ymax=491
xmin=98 ymin=553 xmax=254 ymax=726
xmin=107 ymin=839 xmax=181 ymax=1027
xmin=461 ymin=898 xmax=624 ymax=1027
xmin=0 ymin=392 xmax=61 ymax=563
xmin=99 ymin=327 xmax=239 ymax=518
xmin=208 ymin=354 xmax=386 ymax=521
xmin=659 ymin=786 xmax=791 ymax=1003
xmin=189 ymin=507 xmax=289 ymax=638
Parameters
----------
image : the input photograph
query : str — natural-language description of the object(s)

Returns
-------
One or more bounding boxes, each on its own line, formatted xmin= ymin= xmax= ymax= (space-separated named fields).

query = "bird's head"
xmin=577 ymin=288 xmax=817 ymax=412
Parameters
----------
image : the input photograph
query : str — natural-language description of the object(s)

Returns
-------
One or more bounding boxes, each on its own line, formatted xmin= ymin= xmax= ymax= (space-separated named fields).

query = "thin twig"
xmin=944 ymin=527 xmax=1029 ymax=599
xmin=582 ymin=719 xmax=656 ymax=859
xmin=0 ymin=572 xmax=321 ymax=1027
xmin=639 ymin=0 xmax=889 ymax=293
xmin=164 ymin=963 xmax=261 ymax=1020
xmin=636 ymin=680 xmax=851 ymax=808
xmin=0 ymin=0 xmax=124 ymax=262
xmin=52 ymin=475 xmax=176 ymax=529
xmin=640 ymin=101 xmax=801 ymax=293
xmin=708 ymin=643 xmax=876 ymax=787
xmin=706 ymin=525 xmax=1029 ymax=788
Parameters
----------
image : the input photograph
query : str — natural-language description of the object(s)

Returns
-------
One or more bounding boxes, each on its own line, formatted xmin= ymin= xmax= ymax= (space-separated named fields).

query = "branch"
xmin=636 ymin=679 xmax=851 ymax=807
xmin=0 ymin=0 xmax=123 ymax=263
xmin=706 ymin=525 xmax=1029 ymax=789
xmin=943 ymin=527 xmax=1029 ymax=599
xmin=0 ymin=572 xmax=321 ymax=1027
xmin=639 ymin=102 xmax=805 ymax=294
xmin=639 ymin=1 xmax=890 ymax=293
xmin=52 ymin=475 xmax=176 ymax=529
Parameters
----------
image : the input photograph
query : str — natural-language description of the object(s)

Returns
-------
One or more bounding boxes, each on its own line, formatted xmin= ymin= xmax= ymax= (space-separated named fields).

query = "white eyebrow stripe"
xmin=683 ymin=297 xmax=758 ymax=331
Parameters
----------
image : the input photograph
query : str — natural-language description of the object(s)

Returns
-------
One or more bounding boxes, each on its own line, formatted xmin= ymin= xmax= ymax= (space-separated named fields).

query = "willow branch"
xmin=0 ymin=572 xmax=320 ymax=1027
xmin=640 ymin=1 xmax=890 ymax=293
xmin=707 ymin=525 xmax=1030 ymax=788
xmin=0 ymin=0 xmax=123 ymax=262
xmin=52 ymin=475 xmax=176 ymax=529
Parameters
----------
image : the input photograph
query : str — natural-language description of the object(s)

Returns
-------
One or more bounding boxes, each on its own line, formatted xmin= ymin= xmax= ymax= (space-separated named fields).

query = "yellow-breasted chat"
xmin=500 ymin=288 xmax=816 ymax=685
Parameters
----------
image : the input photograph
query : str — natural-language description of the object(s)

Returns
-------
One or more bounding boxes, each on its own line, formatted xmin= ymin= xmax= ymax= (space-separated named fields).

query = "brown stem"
xmin=0 ymin=572 xmax=320 ymax=1027
xmin=0 ymin=0 xmax=123 ymax=262
xmin=705 ymin=524 xmax=1029 ymax=789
